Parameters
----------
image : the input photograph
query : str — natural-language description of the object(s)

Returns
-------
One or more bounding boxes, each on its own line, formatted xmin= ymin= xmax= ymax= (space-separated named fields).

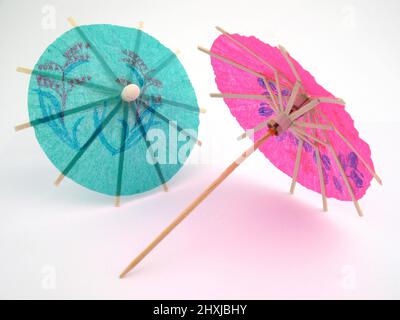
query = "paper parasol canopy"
xmin=16 ymin=19 xmax=201 ymax=205
xmin=119 ymin=26 xmax=381 ymax=278
xmin=207 ymin=27 xmax=382 ymax=213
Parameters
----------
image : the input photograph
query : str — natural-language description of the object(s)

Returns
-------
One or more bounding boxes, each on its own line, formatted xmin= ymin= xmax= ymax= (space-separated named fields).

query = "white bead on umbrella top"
xmin=121 ymin=84 xmax=141 ymax=102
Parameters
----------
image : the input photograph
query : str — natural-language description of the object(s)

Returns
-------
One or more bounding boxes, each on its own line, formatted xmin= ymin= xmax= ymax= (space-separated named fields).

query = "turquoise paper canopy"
xmin=27 ymin=24 xmax=199 ymax=196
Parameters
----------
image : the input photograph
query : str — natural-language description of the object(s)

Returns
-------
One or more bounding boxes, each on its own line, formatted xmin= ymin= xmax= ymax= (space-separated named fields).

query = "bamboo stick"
xmin=210 ymin=93 xmax=269 ymax=100
xmin=15 ymin=95 xmax=119 ymax=132
xmin=315 ymin=115 xmax=363 ymax=216
xmin=215 ymin=26 xmax=293 ymax=88
xmin=285 ymin=81 xmax=301 ymax=115
xmin=16 ymin=66 xmax=118 ymax=94
xmin=198 ymin=46 xmax=278 ymax=112
xmin=292 ymin=127 xmax=328 ymax=146
xmin=290 ymin=139 xmax=303 ymax=194
xmin=119 ymin=129 xmax=276 ymax=278
xmin=317 ymin=110 xmax=382 ymax=185
xmin=278 ymin=45 xmax=303 ymax=88
xmin=289 ymin=99 xmax=320 ymax=121
xmin=274 ymin=71 xmax=283 ymax=112
xmin=198 ymin=46 xmax=265 ymax=79
xmin=237 ymin=120 xmax=269 ymax=140
xmin=329 ymin=144 xmax=363 ymax=216
xmin=294 ymin=121 xmax=333 ymax=130
xmin=309 ymin=112 xmax=328 ymax=211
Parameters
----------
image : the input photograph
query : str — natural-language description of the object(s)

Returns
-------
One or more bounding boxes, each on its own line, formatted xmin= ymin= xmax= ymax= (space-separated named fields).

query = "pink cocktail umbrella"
xmin=120 ymin=27 xmax=381 ymax=278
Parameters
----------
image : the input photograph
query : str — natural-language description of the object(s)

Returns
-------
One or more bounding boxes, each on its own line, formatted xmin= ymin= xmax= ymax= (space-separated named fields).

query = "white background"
xmin=0 ymin=0 xmax=399 ymax=299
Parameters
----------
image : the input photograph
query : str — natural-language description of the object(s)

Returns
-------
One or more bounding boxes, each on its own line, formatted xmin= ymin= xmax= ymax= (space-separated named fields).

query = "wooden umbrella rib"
xmin=210 ymin=93 xmax=268 ymax=100
xmin=294 ymin=121 xmax=333 ymax=130
xmin=309 ymin=112 xmax=328 ymax=211
xmin=198 ymin=46 xmax=278 ymax=112
xmin=274 ymin=71 xmax=284 ymax=112
xmin=143 ymin=94 xmax=201 ymax=114
xmin=318 ymin=97 xmax=345 ymax=105
xmin=315 ymin=114 xmax=363 ymax=216
xmin=210 ymin=92 xmax=276 ymax=112
xmin=291 ymin=129 xmax=316 ymax=148
xmin=285 ymin=80 xmax=301 ymax=115
xmin=289 ymin=96 xmax=344 ymax=124
xmin=291 ymin=126 xmax=328 ymax=147
xmin=278 ymin=45 xmax=303 ymax=89
xmin=328 ymin=142 xmax=363 ymax=216
xmin=115 ymin=102 xmax=129 ymax=207
xmin=54 ymin=100 xmax=122 ymax=186
xmin=215 ymin=27 xmax=310 ymax=104
xmin=16 ymin=67 xmax=119 ymax=95
xmin=138 ymin=98 xmax=202 ymax=146
xmin=120 ymin=21 xmax=144 ymax=82
xmin=290 ymin=138 xmax=304 ymax=194
xmin=215 ymin=26 xmax=294 ymax=88
xmin=145 ymin=50 xmax=180 ymax=79
xmin=237 ymin=120 xmax=270 ymax=140
xmin=15 ymin=95 xmax=120 ymax=132
xmin=133 ymin=21 xmax=144 ymax=55
xmin=67 ymin=17 xmax=120 ymax=87
xmin=215 ymin=26 xmax=277 ymax=72
xmin=260 ymin=76 xmax=279 ymax=112
xmin=316 ymin=147 xmax=328 ymax=211
xmin=316 ymin=109 xmax=382 ymax=185
xmin=198 ymin=46 xmax=264 ymax=78
xmin=136 ymin=109 xmax=168 ymax=192
xmin=289 ymin=99 xmax=320 ymax=121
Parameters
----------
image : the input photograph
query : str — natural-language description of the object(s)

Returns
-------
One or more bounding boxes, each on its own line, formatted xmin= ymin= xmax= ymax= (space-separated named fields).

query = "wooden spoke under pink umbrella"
xmin=119 ymin=27 xmax=381 ymax=278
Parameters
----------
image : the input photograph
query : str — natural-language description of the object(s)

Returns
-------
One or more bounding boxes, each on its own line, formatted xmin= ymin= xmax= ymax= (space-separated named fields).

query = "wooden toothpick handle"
xmin=119 ymin=129 xmax=275 ymax=278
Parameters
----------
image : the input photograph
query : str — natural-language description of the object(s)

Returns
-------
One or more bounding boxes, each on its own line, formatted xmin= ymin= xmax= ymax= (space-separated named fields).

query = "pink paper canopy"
xmin=210 ymin=33 xmax=378 ymax=202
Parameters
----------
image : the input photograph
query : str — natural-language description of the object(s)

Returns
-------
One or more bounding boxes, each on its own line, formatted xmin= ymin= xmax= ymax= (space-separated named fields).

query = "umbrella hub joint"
xmin=121 ymin=84 xmax=141 ymax=103
xmin=268 ymin=112 xmax=292 ymax=135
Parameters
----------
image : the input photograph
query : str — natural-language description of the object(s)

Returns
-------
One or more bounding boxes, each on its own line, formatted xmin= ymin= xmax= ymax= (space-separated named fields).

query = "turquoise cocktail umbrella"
xmin=15 ymin=18 xmax=202 ymax=206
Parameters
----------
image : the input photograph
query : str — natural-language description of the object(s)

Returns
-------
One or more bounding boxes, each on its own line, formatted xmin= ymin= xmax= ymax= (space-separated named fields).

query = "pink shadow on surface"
xmin=122 ymin=172 xmax=358 ymax=299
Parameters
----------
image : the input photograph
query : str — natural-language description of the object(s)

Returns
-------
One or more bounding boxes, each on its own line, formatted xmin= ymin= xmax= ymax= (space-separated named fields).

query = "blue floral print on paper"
xmin=35 ymin=42 xmax=91 ymax=150
xmin=258 ymin=102 xmax=274 ymax=117
xmin=338 ymin=151 xmax=364 ymax=189
xmin=254 ymin=76 xmax=364 ymax=193
xmin=95 ymin=49 xmax=163 ymax=156
xmin=35 ymin=43 xmax=163 ymax=156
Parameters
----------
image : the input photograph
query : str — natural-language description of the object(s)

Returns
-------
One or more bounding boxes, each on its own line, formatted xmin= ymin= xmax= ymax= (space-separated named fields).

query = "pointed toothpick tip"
xmin=16 ymin=66 xmax=32 ymax=74
xmin=355 ymin=203 xmax=363 ymax=217
xmin=199 ymin=107 xmax=206 ymax=114
xmin=197 ymin=46 xmax=208 ymax=54
xmin=115 ymin=196 xmax=121 ymax=207
xmin=138 ymin=21 xmax=144 ymax=29
xmin=54 ymin=174 xmax=64 ymax=187
xmin=162 ymin=184 xmax=169 ymax=192
xmin=14 ymin=122 xmax=31 ymax=132
xmin=119 ymin=270 xmax=127 ymax=279
xmin=67 ymin=17 xmax=78 ymax=27
xmin=215 ymin=26 xmax=225 ymax=33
